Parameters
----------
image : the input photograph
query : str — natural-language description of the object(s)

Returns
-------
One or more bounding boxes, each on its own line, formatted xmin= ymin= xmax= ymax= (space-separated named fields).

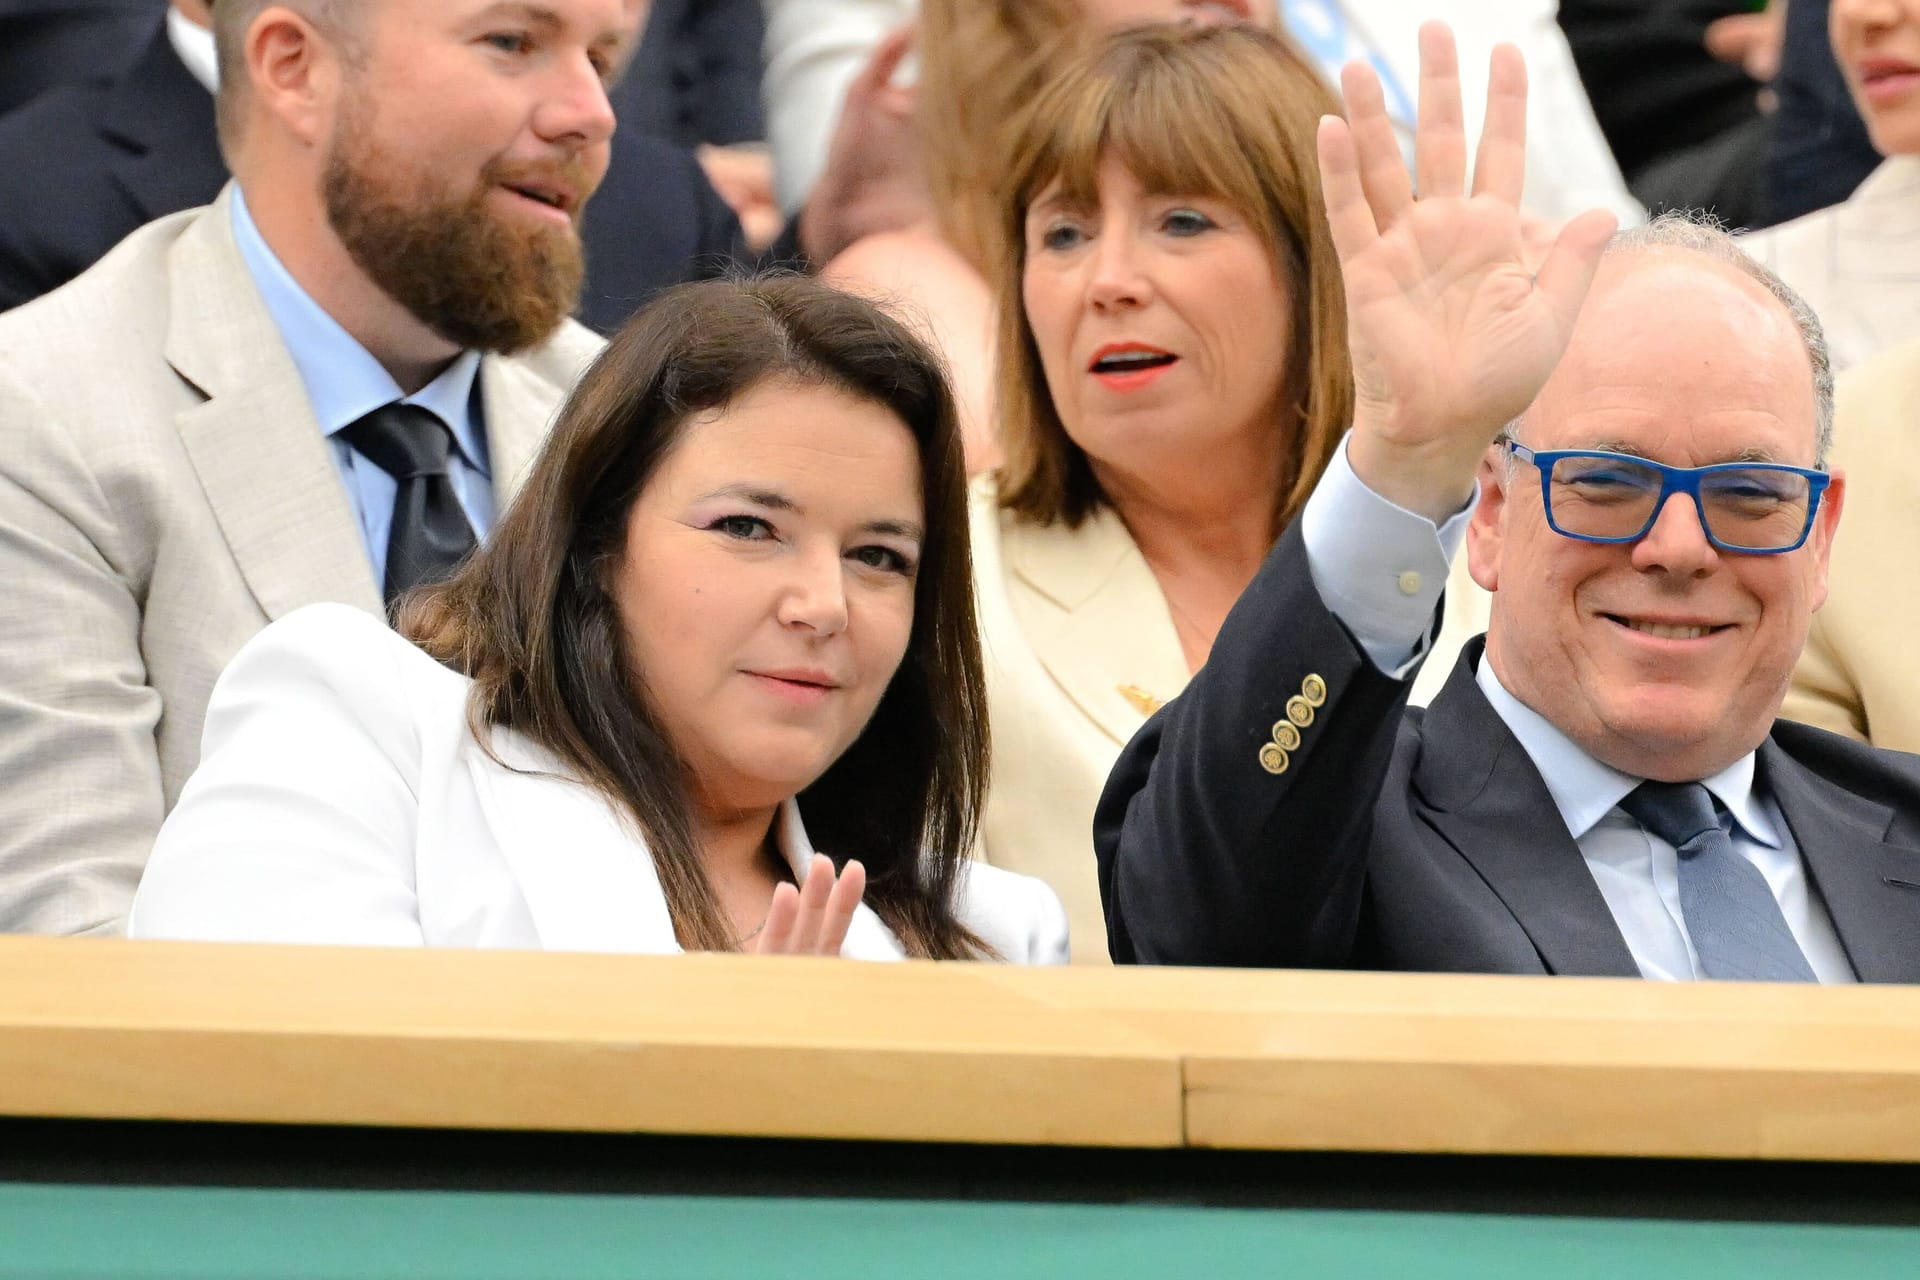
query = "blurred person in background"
xmin=1743 ymin=0 xmax=1920 ymax=372
xmin=130 ymin=276 xmax=1070 ymax=964
xmin=0 ymin=0 xmax=156 ymax=115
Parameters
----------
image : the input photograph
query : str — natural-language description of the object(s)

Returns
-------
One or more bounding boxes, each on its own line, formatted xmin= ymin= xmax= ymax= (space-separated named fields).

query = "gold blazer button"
xmin=1286 ymin=695 xmax=1315 ymax=728
xmin=1302 ymin=674 xmax=1327 ymax=707
xmin=1270 ymin=721 xmax=1302 ymax=752
xmin=1259 ymin=743 xmax=1290 ymax=775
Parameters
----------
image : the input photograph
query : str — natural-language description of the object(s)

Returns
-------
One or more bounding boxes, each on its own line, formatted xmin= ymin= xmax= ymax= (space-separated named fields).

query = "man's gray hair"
xmin=1505 ymin=210 xmax=1836 ymax=468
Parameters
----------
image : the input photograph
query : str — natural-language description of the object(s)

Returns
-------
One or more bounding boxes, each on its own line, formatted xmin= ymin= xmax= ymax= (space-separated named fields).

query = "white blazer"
xmin=128 ymin=604 xmax=1070 ymax=964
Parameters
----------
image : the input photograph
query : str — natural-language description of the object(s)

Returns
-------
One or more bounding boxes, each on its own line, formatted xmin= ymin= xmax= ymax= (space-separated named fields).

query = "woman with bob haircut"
xmin=129 ymin=276 xmax=1069 ymax=963
xmin=972 ymin=23 xmax=1479 ymax=962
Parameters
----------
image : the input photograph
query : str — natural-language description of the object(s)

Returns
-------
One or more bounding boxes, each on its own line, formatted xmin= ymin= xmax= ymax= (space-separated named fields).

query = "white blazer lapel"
xmin=478 ymin=354 xmax=563 ymax=510
xmin=776 ymin=801 xmax=905 ymax=960
xmin=164 ymin=189 xmax=382 ymax=618
xmin=468 ymin=730 xmax=680 ymax=953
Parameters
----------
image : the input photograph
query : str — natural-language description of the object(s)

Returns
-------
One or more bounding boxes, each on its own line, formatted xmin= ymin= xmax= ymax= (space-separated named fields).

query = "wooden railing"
xmin=3 ymin=936 xmax=1918 ymax=1161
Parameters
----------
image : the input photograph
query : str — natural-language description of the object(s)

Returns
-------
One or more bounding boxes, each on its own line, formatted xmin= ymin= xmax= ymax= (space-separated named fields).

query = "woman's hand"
xmin=753 ymin=854 xmax=866 ymax=956
xmin=1320 ymin=22 xmax=1617 ymax=523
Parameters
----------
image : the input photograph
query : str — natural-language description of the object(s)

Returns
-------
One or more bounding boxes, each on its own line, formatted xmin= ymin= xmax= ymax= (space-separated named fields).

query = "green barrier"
xmin=3 ymin=1185 xmax=1918 ymax=1280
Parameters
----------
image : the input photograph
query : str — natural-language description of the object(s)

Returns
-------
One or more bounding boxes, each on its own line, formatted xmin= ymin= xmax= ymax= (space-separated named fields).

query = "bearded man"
xmin=0 ymin=0 xmax=638 ymax=934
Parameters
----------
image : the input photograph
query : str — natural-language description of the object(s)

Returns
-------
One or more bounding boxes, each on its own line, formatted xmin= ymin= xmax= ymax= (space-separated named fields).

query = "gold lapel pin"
xmin=1117 ymin=684 xmax=1164 ymax=716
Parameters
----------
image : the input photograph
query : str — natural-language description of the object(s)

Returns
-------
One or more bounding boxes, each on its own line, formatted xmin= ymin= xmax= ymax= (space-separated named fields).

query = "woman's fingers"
xmin=754 ymin=881 xmax=801 ymax=955
xmin=1413 ymin=22 xmax=1467 ymax=201
xmin=786 ymin=854 xmax=836 ymax=954
xmin=816 ymin=860 xmax=866 ymax=957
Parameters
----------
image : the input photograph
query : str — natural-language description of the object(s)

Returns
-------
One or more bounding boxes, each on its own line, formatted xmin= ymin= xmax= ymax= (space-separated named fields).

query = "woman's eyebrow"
xmin=699 ymin=485 xmax=798 ymax=512
xmin=861 ymin=519 xmax=925 ymax=541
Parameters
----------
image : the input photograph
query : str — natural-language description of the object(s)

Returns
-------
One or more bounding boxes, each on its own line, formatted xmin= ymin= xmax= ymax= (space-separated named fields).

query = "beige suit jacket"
xmin=0 ymin=187 xmax=601 ymax=935
xmin=971 ymin=484 xmax=1187 ymax=965
xmin=1783 ymin=335 xmax=1920 ymax=751
xmin=1741 ymin=157 xmax=1920 ymax=374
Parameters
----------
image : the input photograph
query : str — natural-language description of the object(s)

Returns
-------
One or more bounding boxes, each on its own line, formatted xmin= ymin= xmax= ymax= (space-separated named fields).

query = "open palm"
xmin=1321 ymin=25 xmax=1617 ymax=520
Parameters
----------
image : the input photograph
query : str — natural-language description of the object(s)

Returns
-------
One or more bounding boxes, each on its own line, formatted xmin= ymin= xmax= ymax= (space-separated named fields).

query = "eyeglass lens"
xmin=1547 ymin=456 xmax=1813 ymax=551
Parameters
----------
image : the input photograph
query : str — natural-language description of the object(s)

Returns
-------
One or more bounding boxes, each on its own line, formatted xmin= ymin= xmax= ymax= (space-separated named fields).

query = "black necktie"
xmin=1618 ymin=781 xmax=1817 ymax=983
xmin=339 ymin=403 xmax=478 ymax=606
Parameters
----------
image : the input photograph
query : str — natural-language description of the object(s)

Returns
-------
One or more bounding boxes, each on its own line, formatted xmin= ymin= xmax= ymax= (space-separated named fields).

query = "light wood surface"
xmin=7 ymin=937 xmax=1920 ymax=1160
xmin=0 ymin=938 xmax=1182 ymax=1147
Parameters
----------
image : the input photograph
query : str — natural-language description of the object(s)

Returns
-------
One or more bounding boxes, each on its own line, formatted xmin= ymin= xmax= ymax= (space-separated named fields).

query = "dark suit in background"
xmin=0 ymin=18 xmax=750 ymax=328
xmin=0 ymin=15 xmax=220 ymax=312
xmin=1768 ymin=0 xmax=1881 ymax=224
xmin=0 ymin=0 xmax=156 ymax=116
xmin=615 ymin=0 xmax=766 ymax=149
xmin=1094 ymin=525 xmax=1920 ymax=982
xmin=1556 ymin=0 xmax=1771 ymax=227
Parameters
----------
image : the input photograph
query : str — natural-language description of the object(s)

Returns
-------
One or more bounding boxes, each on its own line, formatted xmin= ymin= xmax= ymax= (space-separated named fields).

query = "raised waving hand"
xmin=1321 ymin=23 xmax=1618 ymax=523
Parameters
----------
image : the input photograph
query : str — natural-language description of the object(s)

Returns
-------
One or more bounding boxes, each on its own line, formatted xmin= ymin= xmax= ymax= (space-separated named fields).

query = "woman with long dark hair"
xmin=129 ymin=276 xmax=1067 ymax=961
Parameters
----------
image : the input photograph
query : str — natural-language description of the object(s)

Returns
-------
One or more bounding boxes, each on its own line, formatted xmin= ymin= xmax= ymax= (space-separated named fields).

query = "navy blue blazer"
xmin=1095 ymin=522 xmax=1920 ymax=982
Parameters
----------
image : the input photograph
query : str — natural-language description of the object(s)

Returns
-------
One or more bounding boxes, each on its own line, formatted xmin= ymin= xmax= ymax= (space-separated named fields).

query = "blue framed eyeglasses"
xmin=1505 ymin=442 xmax=1831 ymax=555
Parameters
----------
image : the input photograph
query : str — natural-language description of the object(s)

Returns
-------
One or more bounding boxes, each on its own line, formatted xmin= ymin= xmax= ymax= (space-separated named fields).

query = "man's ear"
xmin=245 ymin=6 xmax=345 ymax=149
xmin=1465 ymin=444 xmax=1509 ymax=594
xmin=1807 ymin=467 xmax=1846 ymax=612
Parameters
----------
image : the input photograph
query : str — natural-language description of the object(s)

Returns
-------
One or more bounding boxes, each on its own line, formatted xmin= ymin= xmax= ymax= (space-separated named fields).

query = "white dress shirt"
xmin=1299 ymin=437 xmax=1857 ymax=982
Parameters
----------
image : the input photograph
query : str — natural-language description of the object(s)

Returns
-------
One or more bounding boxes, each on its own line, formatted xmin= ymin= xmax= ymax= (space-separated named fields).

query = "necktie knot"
xmin=341 ymin=403 xmax=455 ymax=481
xmin=1619 ymin=780 xmax=1722 ymax=854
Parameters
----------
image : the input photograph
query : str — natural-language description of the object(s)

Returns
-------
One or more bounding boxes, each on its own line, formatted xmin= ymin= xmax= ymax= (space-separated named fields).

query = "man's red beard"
xmin=322 ymin=98 xmax=594 ymax=354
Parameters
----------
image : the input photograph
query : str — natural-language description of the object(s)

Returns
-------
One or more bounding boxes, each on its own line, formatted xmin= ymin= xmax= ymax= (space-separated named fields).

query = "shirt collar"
xmin=1473 ymin=657 xmax=1781 ymax=848
xmin=228 ymin=187 xmax=488 ymax=474
xmin=166 ymin=8 xmax=219 ymax=95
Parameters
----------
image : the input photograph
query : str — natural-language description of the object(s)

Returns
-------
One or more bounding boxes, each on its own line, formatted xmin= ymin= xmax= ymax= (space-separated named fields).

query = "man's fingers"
xmin=1471 ymin=44 xmax=1527 ymax=206
xmin=754 ymin=882 xmax=800 ymax=954
xmin=1341 ymin=62 xmax=1414 ymax=231
xmin=1414 ymin=21 xmax=1466 ymax=201
xmin=1316 ymin=117 xmax=1378 ymax=266
xmin=816 ymin=860 xmax=866 ymax=957
xmin=1533 ymin=208 xmax=1617 ymax=334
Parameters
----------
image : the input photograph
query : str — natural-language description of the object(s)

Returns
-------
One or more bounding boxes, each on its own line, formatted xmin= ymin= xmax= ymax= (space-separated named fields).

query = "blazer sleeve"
xmin=1093 ymin=521 xmax=1416 ymax=968
xmin=128 ymin=605 xmax=432 ymax=947
xmin=0 ymin=358 xmax=155 ymax=934
xmin=955 ymin=861 xmax=1070 ymax=966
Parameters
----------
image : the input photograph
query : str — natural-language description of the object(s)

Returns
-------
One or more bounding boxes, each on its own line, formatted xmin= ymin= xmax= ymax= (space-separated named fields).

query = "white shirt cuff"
xmin=1300 ymin=434 xmax=1474 ymax=677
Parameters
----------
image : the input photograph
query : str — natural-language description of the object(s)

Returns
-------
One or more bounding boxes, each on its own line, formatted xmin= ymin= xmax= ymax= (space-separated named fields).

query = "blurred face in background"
xmin=1076 ymin=0 xmax=1272 ymax=29
xmin=1831 ymin=0 xmax=1920 ymax=154
xmin=1021 ymin=153 xmax=1292 ymax=495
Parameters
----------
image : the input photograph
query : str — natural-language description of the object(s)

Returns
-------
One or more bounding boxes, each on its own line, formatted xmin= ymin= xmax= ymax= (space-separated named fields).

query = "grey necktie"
xmin=338 ymin=403 xmax=478 ymax=607
xmin=1619 ymin=781 xmax=1817 ymax=983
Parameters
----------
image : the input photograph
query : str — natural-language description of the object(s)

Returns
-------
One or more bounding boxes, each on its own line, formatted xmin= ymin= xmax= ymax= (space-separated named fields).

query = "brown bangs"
xmin=996 ymin=24 xmax=1351 ymax=535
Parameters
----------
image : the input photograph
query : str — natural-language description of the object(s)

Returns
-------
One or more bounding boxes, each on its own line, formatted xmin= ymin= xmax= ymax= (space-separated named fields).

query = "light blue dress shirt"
xmin=229 ymin=188 xmax=495 ymax=593
xmin=1298 ymin=438 xmax=1857 ymax=983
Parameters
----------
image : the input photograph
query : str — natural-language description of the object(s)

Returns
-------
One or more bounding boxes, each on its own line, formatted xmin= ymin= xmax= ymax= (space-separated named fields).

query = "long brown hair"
xmin=402 ymin=276 xmax=990 ymax=958
xmin=995 ymin=24 xmax=1353 ymax=538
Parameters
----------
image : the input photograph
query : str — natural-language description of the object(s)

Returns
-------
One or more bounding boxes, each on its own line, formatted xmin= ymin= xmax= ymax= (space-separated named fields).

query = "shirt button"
xmin=1397 ymin=570 xmax=1423 ymax=596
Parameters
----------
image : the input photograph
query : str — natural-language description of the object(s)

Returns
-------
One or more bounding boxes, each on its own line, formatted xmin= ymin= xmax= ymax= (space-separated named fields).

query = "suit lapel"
xmin=1414 ymin=644 xmax=1642 ymax=977
xmin=165 ymin=189 xmax=382 ymax=619
xmin=1000 ymin=506 xmax=1189 ymax=746
xmin=97 ymin=28 xmax=225 ymax=226
xmin=1762 ymin=740 xmax=1920 ymax=984
xmin=469 ymin=729 xmax=679 ymax=952
xmin=478 ymin=355 xmax=561 ymax=509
